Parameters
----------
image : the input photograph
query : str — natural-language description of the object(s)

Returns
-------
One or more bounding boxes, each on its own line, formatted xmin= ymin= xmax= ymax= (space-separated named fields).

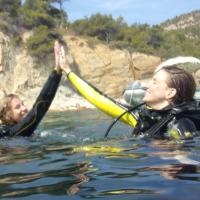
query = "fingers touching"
xmin=54 ymin=40 xmax=71 ymax=74
xmin=54 ymin=40 xmax=61 ymax=68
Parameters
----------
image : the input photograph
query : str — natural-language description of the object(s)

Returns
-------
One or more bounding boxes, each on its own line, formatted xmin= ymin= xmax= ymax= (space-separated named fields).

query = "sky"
xmin=61 ymin=0 xmax=200 ymax=25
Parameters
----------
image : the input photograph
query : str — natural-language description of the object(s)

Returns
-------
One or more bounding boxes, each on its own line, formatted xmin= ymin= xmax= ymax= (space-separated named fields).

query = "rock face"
xmin=64 ymin=35 xmax=161 ymax=98
xmin=0 ymin=32 xmax=161 ymax=110
xmin=0 ymin=32 xmax=12 ymax=92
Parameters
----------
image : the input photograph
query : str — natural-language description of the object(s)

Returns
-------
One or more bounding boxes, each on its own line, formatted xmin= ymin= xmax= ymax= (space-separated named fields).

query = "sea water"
xmin=0 ymin=110 xmax=200 ymax=200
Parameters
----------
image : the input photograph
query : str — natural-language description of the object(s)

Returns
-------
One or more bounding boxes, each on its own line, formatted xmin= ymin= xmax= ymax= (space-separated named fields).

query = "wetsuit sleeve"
xmin=8 ymin=70 xmax=62 ymax=137
xmin=67 ymin=72 xmax=138 ymax=127
xmin=166 ymin=117 xmax=197 ymax=140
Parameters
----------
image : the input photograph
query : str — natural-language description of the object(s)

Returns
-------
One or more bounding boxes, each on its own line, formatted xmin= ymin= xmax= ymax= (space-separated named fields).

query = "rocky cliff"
xmin=163 ymin=10 xmax=200 ymax=30
xmin=0 ymin=32 xmax=161 ymax=110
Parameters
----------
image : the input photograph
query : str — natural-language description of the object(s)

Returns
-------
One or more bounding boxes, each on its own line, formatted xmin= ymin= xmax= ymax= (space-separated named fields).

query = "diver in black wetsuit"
xmin=0 ymin=41 xmax=62 ymax=138
xmin=131 ymin=66 xmax=199 ymax=139
xmin=56 ymin=41 xmax=200 ymax=140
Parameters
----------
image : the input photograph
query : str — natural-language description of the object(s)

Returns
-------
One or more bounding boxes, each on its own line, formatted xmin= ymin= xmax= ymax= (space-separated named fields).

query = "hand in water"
xmin=54 ymin=40 xmax=71 ymax=74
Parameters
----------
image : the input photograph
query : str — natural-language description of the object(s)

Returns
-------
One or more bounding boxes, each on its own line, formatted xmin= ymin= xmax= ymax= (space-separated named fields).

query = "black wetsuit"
xmin=0 ymin=70 xmax=62 ymax=138
xmin=132 ymin=103 xmax=200 ymax=139
xmin=66 ymin=72 xmax=200 ymax=140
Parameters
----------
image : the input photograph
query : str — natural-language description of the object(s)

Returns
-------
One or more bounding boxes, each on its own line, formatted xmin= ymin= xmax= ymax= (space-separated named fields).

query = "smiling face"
xmin=143 ymin=69 xmax=177 ymax=110
xmin=10 ymin=96 xmax=28 ymax=123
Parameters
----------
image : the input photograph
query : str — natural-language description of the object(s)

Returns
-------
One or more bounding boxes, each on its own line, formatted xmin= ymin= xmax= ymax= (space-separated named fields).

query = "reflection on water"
xmin=0 ymin=110 xmax=200 ymax=199
xmin=146 ymin=164 xmax=200 ymax=181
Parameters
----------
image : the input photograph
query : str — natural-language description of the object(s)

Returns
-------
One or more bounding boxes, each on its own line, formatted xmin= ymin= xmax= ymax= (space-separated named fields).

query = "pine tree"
xmin=0 ymin=0 xmax=21 ymax=17
xmin=51 ymin=0 xmax=69 ymax=27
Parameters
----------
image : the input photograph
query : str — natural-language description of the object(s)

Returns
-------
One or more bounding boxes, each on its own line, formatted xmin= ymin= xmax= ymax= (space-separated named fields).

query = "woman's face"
xmin=10 ymin=97 xmax=28 ymax=123
xmin=143 ymin=69 xmax=176 ymax=109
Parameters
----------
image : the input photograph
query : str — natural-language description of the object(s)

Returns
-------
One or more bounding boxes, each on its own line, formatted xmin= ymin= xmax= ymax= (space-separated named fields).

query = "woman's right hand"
xmin=59 ymin=45 xmax=72 ymax=74
xmin=54 ymin=40 xmax=72 ymax=74
xmin=54 ymin=40 xmax=61 ymax=71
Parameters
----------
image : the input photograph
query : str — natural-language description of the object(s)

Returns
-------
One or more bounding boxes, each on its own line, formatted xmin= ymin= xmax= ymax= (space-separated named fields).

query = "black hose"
xmin=104 ymin=102 xmax=145 ymax=138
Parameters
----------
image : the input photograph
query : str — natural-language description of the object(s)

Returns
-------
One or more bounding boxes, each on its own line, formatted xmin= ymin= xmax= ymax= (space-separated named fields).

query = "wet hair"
xmin=0 ymin=94 xmax=19 ymax=124
xmin=162 ymin=65 xmax=196 ymax=104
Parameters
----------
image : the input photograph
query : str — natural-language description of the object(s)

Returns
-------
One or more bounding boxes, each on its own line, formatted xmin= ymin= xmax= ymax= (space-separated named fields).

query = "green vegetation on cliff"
xmin=0 ymin=0 xmax=200 ymax=59
xmin=0 ymin=0 xmax=66 ymax=57
xmin=69 ymin=13 xmax=200 ymax=59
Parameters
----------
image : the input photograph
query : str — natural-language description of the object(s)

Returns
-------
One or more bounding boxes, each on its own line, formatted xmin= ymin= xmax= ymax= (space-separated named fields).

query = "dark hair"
xmin=163 ymin=65 xmax=196 ymax=104
xmin=0 ymin=94 xmax=19 ymax=124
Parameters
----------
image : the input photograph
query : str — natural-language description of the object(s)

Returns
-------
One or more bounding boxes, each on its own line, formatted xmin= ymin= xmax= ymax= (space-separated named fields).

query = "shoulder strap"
xmin=145 ymin=114 xmax=174 ymax=136
xmin=145 ymin=101 xmax=200 ymax=137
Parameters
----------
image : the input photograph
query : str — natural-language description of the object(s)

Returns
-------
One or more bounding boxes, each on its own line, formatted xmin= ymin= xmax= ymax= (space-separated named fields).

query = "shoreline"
xmin=47 ymin=96 xmax=129 ymax=112
xmin=48 ymin=107 xmax=97 ymax=112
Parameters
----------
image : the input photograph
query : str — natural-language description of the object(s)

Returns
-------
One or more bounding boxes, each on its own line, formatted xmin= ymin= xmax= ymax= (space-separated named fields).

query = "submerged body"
xmin=0 ymin=70 xmax=61 ymax=138
xmin=51 ymin=41 xmax=200 ymax=140
xmin=67 ymin=72 xmax=199 ymax=140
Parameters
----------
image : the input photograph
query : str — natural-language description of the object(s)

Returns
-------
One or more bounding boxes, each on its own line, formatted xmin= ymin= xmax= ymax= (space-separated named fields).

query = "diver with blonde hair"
xmin=0 ymin=41 xmax=62 ymax=138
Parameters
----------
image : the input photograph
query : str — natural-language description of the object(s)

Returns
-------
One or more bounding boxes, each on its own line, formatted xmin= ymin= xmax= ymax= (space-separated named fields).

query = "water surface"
xmin=0 ymin=110 xmax=200 ymax=200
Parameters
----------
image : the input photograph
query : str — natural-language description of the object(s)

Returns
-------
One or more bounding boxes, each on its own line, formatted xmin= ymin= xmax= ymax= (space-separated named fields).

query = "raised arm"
xmin=57 ymin=42 xmax=138 ymax=127
xmin=9 ymin=42 xmax=62 ymax=137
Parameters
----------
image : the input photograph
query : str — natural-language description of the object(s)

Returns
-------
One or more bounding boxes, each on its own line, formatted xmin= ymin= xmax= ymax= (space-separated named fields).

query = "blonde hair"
xmin=0 ymin=94 xmax=19 ymax=124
